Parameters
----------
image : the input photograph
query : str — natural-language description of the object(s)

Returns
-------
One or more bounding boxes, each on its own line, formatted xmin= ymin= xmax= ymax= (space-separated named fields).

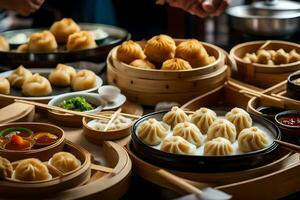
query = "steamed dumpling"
xmin=130 ymin=59 xmax=156 ymax=69
xmin=175 ymin=39 xmax=211 ymax=67
xmin=0 ymin=36 xmax=9 ymax=51
xmin=0 ymin=77 xmax=10 ymax=94
xmin=17 ymin=43 xmax=29 ymax=53
xmin=257 ymin=49 xmax=271 ymax=64
xmin=274 ymin=49 xmax=289 ymax=64
xmin=48 ymin=64 xmax=76 ymax=86
xmin=137 ymin=118 xmax=169 ymax=146
xmin=28 ymin=31 xmax=58 ymax=53
xmin=22 ymin=73 xmax=52 ymax=96
xmin=8 ymin=65 xmax=32 ymax=88
xmin=71 ymin=69 xmax=97 ymax=91
xmin=161 ymin=58 xmax=192 ymax=70
xmin=225 ymin=107 xmax=252 ymax=134
xmin=173 ymin=122 xmax=204 ymax=147
xmin=49 ymin=152 xmax=81 ymax=173
xmin=289 ymin=49 xmax=300 ymax=63
xmin=144 ymin=34 xmax=176 ymax=64
xmin=162 ymin=106 xmax=189 ymax=128
xmin=117 ymin=40 xmax=146 ymax=64
xmin=50 ymin=18 xmax=80 ymax=43
xmin=13 ymin=158 xmax=51 ymax=181
xmin=190 ymin=107 xmax=217 ymax=134
xmin=238 ymin=127 xmax=269 ymax=153
xmin=204 ymin=137 xmax=233 ymax=156
xmin=242 ymin=53 xmax=258 ymax=63
xmin=0 ymin=156 xmax=13 ymax=179
xmin=207 ymin=119 xmax=237 ymax=143
xmin=161 ymin=136 xmax=196 ymax=155
xmin=66 ymin=31 xmax=96 ymax=51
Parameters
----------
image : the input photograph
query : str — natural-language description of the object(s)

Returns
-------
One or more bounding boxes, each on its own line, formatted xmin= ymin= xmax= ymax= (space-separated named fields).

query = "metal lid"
xmin=252 ymin=0 xmax=300 ymax=11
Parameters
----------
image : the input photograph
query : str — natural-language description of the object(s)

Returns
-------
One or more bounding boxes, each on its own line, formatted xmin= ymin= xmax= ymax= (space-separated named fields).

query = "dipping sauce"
xmin=33 ymin=132 xmax=58 ymax=146
xmin=277 ymin=114 xmax=300 ymax=127
xmin=0 ymin=127 xmax=33 ymax=139
xmin=4 ymin=135 xmax=32 ymax=150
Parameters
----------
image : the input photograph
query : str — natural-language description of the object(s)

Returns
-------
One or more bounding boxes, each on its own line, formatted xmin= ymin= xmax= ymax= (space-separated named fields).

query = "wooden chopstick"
xmin=275 ymin=140 xmax=300 ymax=153
xmin=90 ymin=163 xmax=116 ymax=174
xmin=259 ymin=40 xmax=271 ymax=49
xmin=104 ymin=108 xmax=122 ymax=131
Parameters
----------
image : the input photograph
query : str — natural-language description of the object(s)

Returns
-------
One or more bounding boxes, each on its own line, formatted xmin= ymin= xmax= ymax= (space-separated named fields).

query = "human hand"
xmin=0 ymin=0 xmax=45 ymax=16
xmin=165 ymin=0 xmax=230 ymax=18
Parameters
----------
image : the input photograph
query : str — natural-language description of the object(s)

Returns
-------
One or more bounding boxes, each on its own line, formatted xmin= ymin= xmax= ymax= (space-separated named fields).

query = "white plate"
xmin=102 ymin=94 xmax=126 ymax=110
xmin=0 ymin=68 xmax=103 ymax=101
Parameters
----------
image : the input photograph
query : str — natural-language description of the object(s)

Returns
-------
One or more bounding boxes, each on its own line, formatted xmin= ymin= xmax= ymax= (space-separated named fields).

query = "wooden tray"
xmin=126 ymin=141 xmax=300 ymax=199
xmin=0 ymin=140 xmax=91 ymax=197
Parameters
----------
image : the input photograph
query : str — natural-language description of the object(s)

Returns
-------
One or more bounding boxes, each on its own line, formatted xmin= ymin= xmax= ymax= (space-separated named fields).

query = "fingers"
xmin=213 ymin=0 xmax=230 ymax=16
xmin=19 ymin=0 xmax=44 ymax=16
xmin=189 ymin=3 xmax=208 ymax=18
xmin=201 ymin=0 xmax=216 ymax=14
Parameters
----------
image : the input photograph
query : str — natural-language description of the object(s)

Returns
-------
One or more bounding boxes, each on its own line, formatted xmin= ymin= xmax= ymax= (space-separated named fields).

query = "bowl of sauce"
xmin=287 ymin=71 xmax=300 ymax=101
xmin=275 ymin=110 xmax=300 ymax=143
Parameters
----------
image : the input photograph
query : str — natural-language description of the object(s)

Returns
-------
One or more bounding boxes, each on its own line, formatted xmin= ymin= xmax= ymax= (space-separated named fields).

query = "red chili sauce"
xmin=33 ymin=132 xmax=58 ymax=146
xmin=278 ymin=114 xmax=300 ymax=127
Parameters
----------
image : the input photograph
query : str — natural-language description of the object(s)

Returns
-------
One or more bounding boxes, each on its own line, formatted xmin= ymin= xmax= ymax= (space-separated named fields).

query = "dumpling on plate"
xmin=137 ymin=118 xmax=169 ymax=146
xmin=175 ymin=39 xmax=211 ymax=68
xmin=49 ymin=152 xmax=81 ymax=173
xmin=162 ymin=106 xmax=189 ymax=128
xmin=160 ymin=136 xmax=196 ymax=155
xmin=207 ymin=119 xmax=237 ymax=143
xmin=0 ymin=77 xmax=10 ymax=94
xmin=8 ymin=65 xmax=32 ymax=88
xmin=50 ymin=18 xmax=80 ymax=43
xmin=0 ymin=36 xmax=9 ymax=51
xmin=0 ymin=156 xmax=13 ymax=179
xmin=204 ymin=137 xmax=233 ymax=156
xmin=238 ymin=127 xmax=269 ymax=153
xmin=12 ymin=158 xmax=51 ymax=181
xmin=144 ymin=34 xmax=176 ymax=64
xmin=16 ymin=44 xmax=29 ymax=53
xmin=117 ymin=40 xmax=146 ymax=64
xmin=173 ymin=122 xmax=204 ymax=147
xmin=225 ymin=107 xmax=252 ymax=134
xmin=22 ymin=73 xmax=52 ymax=96
xmin=190 ymin=107 xmax=217 ymax=134
xmin=66 ymin=31 xmax=96 ymax=51
xmin=28 ymin=31 xmax=58 ymax=53
xmin=161 ymin=58 xmax=192 ymax=70
xmin=71 ymin=69 xmax=97 ymax=91
xmin=129 ymin=59 xmax=156 ymax=69
xmin=48 ymin=63 xmax=76 ymax=86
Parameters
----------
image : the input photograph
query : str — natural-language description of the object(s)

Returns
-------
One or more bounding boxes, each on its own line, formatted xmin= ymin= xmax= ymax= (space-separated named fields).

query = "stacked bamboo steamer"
xmin=230 ymin=40 xmax=300 ymax=88
xmin=107 ymin=39 xmax=229 ymax=106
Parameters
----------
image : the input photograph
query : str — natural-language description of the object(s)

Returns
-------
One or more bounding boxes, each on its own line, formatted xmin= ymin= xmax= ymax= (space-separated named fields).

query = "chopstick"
xmin=90 ymin=163 xmax=116 ymax=174
xmin=275 ymin=140 xmax=300 ymax=153
xmin=259 ymin=40 xmax=271 ymax=49
xmin=104 ymin=108 xmax=122 ymax=131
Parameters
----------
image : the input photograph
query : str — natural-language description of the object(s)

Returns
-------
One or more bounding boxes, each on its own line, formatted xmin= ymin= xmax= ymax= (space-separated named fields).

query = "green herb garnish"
xmin=59 ymin=96 xmax=95 ymax=112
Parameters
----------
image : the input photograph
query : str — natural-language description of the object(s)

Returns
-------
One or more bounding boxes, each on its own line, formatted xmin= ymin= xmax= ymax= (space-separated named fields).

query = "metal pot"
xmin=226 ymin=0 xmax=300 ymax=37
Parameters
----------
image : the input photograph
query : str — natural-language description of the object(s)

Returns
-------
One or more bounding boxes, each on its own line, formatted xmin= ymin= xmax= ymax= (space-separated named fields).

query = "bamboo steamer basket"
xmin=0 ymin=122 xmax=65 ymax=162
xmin=0 ymin=140 xmax=91 ymax=197
xmin=230 ymin=40 xmax=300 ymax=88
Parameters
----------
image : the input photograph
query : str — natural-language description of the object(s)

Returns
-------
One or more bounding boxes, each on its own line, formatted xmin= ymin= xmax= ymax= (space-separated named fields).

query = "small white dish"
xmin=48 ymin=92 xmax=106 ymax=113
xmin=103 ymin=94 xmax=126 ymax=110
xmin=98 ymin=85 xmax=121 ymax=102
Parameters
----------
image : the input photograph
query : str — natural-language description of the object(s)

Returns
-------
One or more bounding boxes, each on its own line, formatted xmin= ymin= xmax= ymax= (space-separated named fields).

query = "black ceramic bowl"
xmin=287 ymin=71 xmax=300 ymax=101
xmin=275 ymin=110 xmax=300 ymax=144
xmin=256 ymin=106 xmax=285 ymax=121
xmin=131 ymin=110 xmax=281 ymax=173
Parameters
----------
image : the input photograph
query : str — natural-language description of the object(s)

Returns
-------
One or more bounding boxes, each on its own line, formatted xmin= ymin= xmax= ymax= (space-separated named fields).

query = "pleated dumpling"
xmin=0 ymin=77 xmax=10 ymax=94
xmin=71 ymin=69 xmax=97 ymax=91
xmin=175 ymin=39 xmax=212 ymax=68
xmin=28 ymin=31 xmax=58 ymax=53
xmin=22 ymin=73 xmax=52 ymax=96
xmin=256 ymin=49 xmax=271 ymax=64
xmin=225 ymin=107 xmax=252 ymax=134
xmin=274 ymin=49 xmax=289 ymax=65
xmin=66 ymin=31 xmax=96 ymax=51
xmin=242 ymin=53 xmax=258 ymax=63
xmin=162 ymin=106 xmax=189 ymax=128
xmin=191 ymin=107 xmax=217 ymax=134
xmin=144 ymin=34 xmax=176 ymax=64
xmin=289 ymin=49 xmax=300 ymax=63
xmin=130 ymin=59 xmax=156 ymax=69
xmin=207 ymin=119 xmax=237 ymax=143
xmin=8 ymin=65 xmax=32 ymax=88
xmin=117 ymin=40 xmax=146 ymax=64
xmin=173 ymin=122 xmax=204 ymax=147
xmin=48 ymin=64 xmax=76 ymax=86
xmin=0 ymin=156 xmax=13 ymax=179
xmin=161 ymin=136 xmax=196 ymax=155
xmin=50 ymin=18 xmax=80 ymax=43
xmin=0 ymin=36 xmax=9 ymax=51
xmin=17 ymin=44 xmax=29 ymax=53
xmin=204 ymin=137 xmax=233 ymax=156
xmin=13 ymin=158 xmax=51 ymax=181
xmin=238 ymin=127 xmax=269 ymax=153
xmin=161 ymin=58 xmax=192 ymax=70
xmin=49 ymin=152 xmax=81 ymax=173
xmin=137 ymin=118 xmax=169 ymax=146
